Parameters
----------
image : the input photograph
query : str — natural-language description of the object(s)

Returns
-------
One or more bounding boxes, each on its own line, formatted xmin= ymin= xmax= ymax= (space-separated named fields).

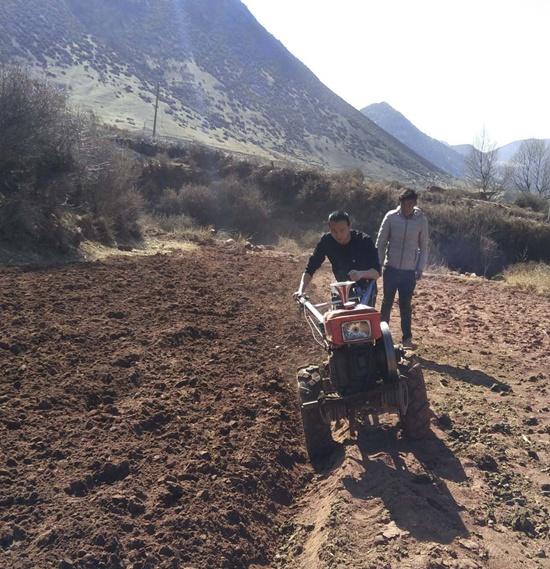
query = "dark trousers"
xmin=380 ymin=266 xmax=417 ymax=340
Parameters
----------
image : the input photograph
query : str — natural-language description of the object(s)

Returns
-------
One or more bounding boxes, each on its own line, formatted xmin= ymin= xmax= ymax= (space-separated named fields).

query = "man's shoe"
xmin=402 ymin=337 xmax=418 ymax=349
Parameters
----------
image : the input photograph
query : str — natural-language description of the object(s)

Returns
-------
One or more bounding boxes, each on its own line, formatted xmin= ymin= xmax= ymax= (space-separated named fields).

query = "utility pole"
xmin=152 ymin=83 xmax=160 ymax=139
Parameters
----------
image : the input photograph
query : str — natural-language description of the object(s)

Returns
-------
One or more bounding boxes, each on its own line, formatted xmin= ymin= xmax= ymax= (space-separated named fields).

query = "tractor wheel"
xmin=296 ymin=367 xmax=334 ymax=462
xmin=401 ymin=364 xmax=431 ymax=439
xmin=376 ymin=322 xmax=399 ymax=383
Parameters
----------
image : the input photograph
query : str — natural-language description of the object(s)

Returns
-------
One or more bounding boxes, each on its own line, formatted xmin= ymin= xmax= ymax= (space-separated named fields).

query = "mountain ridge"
xmin=361 ymin=101 xmax=464 ymax=177
xmin=495 ymin=139 xmax=550 ymax=163
xmin=0 ymin=0 xmax=447 ymax=184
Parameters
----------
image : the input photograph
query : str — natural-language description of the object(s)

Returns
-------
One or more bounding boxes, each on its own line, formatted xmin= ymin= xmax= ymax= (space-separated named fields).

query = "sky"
xmin=241 ymin=0 xmax=550 ymax=147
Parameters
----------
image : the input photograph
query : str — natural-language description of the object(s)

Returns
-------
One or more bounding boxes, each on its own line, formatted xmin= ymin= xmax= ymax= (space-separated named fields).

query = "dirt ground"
xmin=1 ymin=243 xmax=549 ymax=569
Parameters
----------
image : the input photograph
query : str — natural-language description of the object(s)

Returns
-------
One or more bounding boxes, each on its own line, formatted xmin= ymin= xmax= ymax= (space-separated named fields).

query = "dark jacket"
xmin=305 ymin=230 xmax=381 ymax=283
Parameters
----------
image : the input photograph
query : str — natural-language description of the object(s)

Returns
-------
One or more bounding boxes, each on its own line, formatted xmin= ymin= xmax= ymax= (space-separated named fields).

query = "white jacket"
xmin=376 ymin=206 xmax=429 ymax=272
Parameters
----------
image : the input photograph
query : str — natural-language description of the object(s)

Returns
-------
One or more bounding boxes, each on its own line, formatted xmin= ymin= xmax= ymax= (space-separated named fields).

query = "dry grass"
xmin=276 ymin=236 xmax=305 ymax=256
xmin=80 ymin=238 xmax=198 ymax=261
xmin=503 ymin=262 xmax=550 ymax=295
xmin=144 ymin=213 xmax=194 ymax=234
xmin=140 ymin=213 xmax=257 ymax=249
xmin=424 ymin=263 xmax=450 ymax=276
xmin=140 ymin=213 xmax=215 ymax=243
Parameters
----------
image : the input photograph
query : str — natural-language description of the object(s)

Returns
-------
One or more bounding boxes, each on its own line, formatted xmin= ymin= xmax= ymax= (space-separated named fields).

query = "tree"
xmin=465 ymin=128 xmax=501 ymax=200
xmin=508 ymin=139 xmax=550 ymax=196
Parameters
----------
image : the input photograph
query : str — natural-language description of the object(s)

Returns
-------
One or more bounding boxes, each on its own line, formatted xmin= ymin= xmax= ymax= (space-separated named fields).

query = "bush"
xmin=148 ymin=176 xmax=272 ymax=239
xmin=155 ymin=188 xmax=184 ymax=216
xmin=427 ymin=201 xmax=550 ymax=276
xmin=514 ymin=192 xmax=549 ymax=214
xmin=0 ymin=67 xmax=80 ymax=197
xmin=74 ymin=121 xmax=142 ymax=242
xmin=132 ymin=138 xmax=550 ymax=277
xmin=177 ymin=184 xmax=221 ymax=226
xmin=0 ymin=66 xmax=81 ymax=249
xmin=0 ymin=67 xmax=141 ymax=251
xmin=212 ymin=178 xmax=272 ymax=239
xmin=113 ymin=190 xmax=144 ymax=242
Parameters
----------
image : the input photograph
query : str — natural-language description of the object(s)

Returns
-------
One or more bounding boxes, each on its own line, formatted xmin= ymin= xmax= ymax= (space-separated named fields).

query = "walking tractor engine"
xmin=296 ymin=281 xmax=431 ymax=462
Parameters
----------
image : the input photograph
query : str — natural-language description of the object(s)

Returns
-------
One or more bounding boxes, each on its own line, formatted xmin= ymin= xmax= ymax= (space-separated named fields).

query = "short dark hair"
xmin=328 ymin=210 xmax=350 ymax=225
xmin=399 ymin=188 xmax=418 ymax=202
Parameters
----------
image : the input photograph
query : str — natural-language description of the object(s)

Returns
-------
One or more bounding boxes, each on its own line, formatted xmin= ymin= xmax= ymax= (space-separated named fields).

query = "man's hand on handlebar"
xmin=348 ymin=268 xmax=380 ymax=281
xmin=294 ymin=272 xmax=312 ymax=300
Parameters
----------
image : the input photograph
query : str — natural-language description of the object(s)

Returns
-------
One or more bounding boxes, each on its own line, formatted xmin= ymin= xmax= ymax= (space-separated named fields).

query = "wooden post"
xmin=152 ymin=83 xmax=160 ymax=139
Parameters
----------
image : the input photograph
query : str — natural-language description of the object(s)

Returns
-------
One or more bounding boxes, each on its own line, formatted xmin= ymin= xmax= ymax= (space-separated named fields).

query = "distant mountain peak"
xmin=361 ymin=102 xmax=464 ymax=177
xmin=369 ymin=101 xmax=395 ymax=110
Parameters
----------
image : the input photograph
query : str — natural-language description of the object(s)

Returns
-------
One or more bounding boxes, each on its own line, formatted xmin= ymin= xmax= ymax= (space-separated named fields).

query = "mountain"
xmin=452 ymin=140 xmax=550 ymax=166
xmin=361 ymin=102 xmax=464 ymax=177
xmin=0 ymin=0 xmax=447 ymax=184
xmin=451 ymin=144 xmax=475 ymax=158
xmin=495 ymin=139 xmax=550 ymax=163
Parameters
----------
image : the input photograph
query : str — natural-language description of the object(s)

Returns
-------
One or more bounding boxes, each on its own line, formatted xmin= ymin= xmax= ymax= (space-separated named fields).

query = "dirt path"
xmin=1 ymin=245 xmax=549 ymax=569
xmin=276 ymin=273 xmax=550 ymax=569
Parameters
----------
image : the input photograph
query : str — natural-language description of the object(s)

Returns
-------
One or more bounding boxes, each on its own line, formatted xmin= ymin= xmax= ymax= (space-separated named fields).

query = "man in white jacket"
xmin=376 ymin=188 xmax=429 ymax=347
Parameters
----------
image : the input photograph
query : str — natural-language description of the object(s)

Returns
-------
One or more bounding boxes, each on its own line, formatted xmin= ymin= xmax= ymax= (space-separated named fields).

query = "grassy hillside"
xmin=0 ymin=0 xmax=447 ymax=183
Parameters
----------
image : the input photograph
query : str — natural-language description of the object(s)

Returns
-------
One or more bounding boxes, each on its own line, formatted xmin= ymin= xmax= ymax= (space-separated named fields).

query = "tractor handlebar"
xmin=296 ymin=294 xmax=325 ymax=326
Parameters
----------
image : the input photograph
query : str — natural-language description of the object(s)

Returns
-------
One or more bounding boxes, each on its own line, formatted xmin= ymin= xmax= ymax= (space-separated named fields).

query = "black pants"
xmin=380 ymin=266 xmax=417 ymax=340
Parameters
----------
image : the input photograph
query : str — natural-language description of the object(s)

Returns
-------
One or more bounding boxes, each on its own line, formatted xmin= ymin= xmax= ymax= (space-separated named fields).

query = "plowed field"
xmin=1 ymin=244 xmax=549 ymax=569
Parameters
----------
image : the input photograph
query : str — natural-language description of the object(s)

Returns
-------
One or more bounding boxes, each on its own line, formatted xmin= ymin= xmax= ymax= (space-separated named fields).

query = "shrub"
xmin=74 ymin=121 xmax=142 ymax=242
xmin=210 ymin=178 xmax=271 ymax=239
xmin=0 ymin=67 xmax=141 ymax=250
xmin=514 ymin=192 xmax=549 ymax=214
xmin=0 ymin=66 xmax=79 ymax=197
xmin=256 ymin=166 xmax=308 ymax=206
xmin=426 ymin=201 xmax=550 ymax=276
xmin=177 ymin=184 xmax=220 ymax=226
xmin=0 ymin=66 xmax=81 ymax=249
xmin=131 ymin=138 xmax=550 ymax=277
xmin=113 ymin=190 xmax=144 ymax=242
xmin=155 ymin=188 xmax=189 ymax=216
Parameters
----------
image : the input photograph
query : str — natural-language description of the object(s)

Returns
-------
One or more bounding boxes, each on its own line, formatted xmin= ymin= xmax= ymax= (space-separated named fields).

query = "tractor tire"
xmin=296 ymin=367 xmax=334 ymax=462
xmin=401 ymin=363 xmax=431 ymax=439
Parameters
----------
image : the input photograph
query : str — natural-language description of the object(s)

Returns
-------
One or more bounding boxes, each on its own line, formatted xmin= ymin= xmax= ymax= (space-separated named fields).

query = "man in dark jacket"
xmin=294 ymin=211 xmax=380 ymax=299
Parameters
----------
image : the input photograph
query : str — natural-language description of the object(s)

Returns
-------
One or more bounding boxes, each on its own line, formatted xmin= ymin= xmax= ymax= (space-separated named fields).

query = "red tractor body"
xmin=296 ymin=280 xmax=431 ymax=463
xmin=324 ymin=304 xmax=382 ymax=347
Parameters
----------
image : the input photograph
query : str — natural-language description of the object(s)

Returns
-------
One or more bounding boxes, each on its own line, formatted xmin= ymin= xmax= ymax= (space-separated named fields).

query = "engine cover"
xmin=324 ymin=304 xmax=382 ymax=347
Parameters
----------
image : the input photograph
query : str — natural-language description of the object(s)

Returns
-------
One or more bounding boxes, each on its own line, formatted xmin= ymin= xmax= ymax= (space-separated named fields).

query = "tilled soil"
xmin=277 ymin=272 xmax=550 ymax=569
xmin=0 ymin=246 xmax=319 ymax=569
xmin=1 ymin=245 xmax=549 ymax=569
